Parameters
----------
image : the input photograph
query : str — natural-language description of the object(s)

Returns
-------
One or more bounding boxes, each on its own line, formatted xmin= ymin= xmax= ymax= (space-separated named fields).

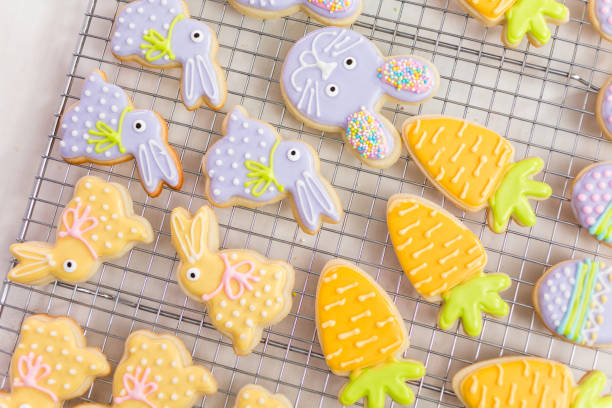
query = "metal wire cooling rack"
xmin=3 ymin=0 xmax=612 ymax=406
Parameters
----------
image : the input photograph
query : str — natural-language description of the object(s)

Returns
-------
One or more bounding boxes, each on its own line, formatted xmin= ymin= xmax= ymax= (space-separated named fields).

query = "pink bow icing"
xmin=201 ymin=253 xmax=260 ymax=301
xmin=114 ymin=366 xmax=158 ymax=408
xmin=58 ymin=201 xmax=99 ymax=258
xmin=13 ymin=352 xmax=57 ymax=402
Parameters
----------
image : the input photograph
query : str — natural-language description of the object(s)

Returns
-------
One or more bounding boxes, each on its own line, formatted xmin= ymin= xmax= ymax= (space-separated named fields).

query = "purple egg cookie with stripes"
xmin=571 ymin=162 xmax=612 ymax=245
xmin=590 ymin=0 xmax=612 ymax=41
xmin=597 ymin=76 xmax=612 ymax=141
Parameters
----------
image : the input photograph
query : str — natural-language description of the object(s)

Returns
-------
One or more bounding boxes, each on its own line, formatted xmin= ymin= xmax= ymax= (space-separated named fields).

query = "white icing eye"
xmin=133 ymin=120 xmax=146 ymax=132
xmin=186 ymin=267 xmax=200 ymax=281
xmin=287 ymin=148 xmax=300 ymax=162
xmin=343 ymin=57 xmax=356 ymax=70
xmin=63 ymin=260 xmax=77 ymax=273
xmin=325 ymin=84 xmax=339 ymax=97
xmin=190 ymin=30 xmax=204 ymax=43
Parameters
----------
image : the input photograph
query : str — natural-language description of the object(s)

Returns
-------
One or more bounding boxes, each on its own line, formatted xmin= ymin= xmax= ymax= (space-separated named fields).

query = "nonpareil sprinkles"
xmin=307 ymin=0 xmax=352 ymax=11
xmin=346 ymin=110 xmax=388 ymax=159
xmin=378 ymin=58 xmax=432 ymax=93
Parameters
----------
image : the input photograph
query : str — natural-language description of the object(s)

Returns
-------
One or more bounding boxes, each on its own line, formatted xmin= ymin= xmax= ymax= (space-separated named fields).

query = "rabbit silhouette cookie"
xmin=60 ymin=71 xmax=182 ymax=197
xmin=8 ymin=176 xmax=153 ymax=286
xmin=234 ymin=385 xmax=292 ymax=408
xmin=228 ymin=0 xmax=362 ymax=27
xmin=0 ymin=315 xmax=110 ymax=408
xmin=204 ymin=106 xmax=343 ymax=235
xmin=74 ymin=330 xmax=217 ymax=408
xmin=170 ymin=206 xmax=295 ymax=355
xmin=111 ymin=0 xmax=227 ymax=111
xmin=280 ymin=27 xmax=439 ymax=169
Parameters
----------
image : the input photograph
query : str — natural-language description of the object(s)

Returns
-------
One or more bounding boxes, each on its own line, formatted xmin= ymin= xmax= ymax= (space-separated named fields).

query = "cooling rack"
xmin=2 ymin=0 xmax=612 ymax=406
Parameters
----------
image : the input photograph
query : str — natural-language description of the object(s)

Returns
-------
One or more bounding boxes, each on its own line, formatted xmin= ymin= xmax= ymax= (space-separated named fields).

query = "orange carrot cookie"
xmin=453 ymin=356 xmax=612 ymax=407
xmin=74 ymin=330 xmax=217 ymax=408
xmin=316 ymin=259 xmax=425 ymax=408
xmin=170 ymin=206 xmax=295 ymax=356
xmin=387 ymin=194 xmax=511 ymax=336
xmin=402 ymin=116 xmax=552 ymax=233
xmin=234 ymin=384 xmax=292 ymax=408
xmin=0 ymin=314 xmax=110 ymax=408
xmin=8 ymin=176 xmax=153 ymax=286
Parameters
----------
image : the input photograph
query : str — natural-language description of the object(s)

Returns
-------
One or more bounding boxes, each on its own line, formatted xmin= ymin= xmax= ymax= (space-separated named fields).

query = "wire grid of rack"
xmin=2 ymin=0 xmax=612 ymax=406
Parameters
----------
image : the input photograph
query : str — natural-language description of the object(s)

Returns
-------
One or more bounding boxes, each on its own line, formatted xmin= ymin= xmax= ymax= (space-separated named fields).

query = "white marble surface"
xmin=0 ymin=0 xmax=89 ymax=266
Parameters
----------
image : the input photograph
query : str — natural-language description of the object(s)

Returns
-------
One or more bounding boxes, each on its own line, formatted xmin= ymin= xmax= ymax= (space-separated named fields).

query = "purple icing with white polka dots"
xmin=595 ymin=0 xmax=612 ymax=37
xmin=571 ymin=163 xmax=612 ymax=241
xmin=601 ymin=81 xmax=612 ymax=137
xmin=232 ymin=0 xmax=361 ymax=21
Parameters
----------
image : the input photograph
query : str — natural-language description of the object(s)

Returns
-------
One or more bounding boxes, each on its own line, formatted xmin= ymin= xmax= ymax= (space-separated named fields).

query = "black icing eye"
xmin=326 ymin=84 xmax=339 ymax=97
xmin=343 ymin=57 xmax=356 ymax=70
xmin=191 ymin=30 xmax=204 ymax=43
xmin=186 ymin=267 xmax=200 ymax=281
xmin=287 ymin=148 xmax=301 ymax=162
xmin=63 ymin=260 xmax=77 ymax=273
xmin=133 ymin=120 xmax=146 ymax=132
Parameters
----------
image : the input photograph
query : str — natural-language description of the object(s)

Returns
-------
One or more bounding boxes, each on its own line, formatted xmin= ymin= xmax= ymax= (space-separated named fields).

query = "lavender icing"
xmin=595 ymin=0 xmax=612 ymax=38
xmin=571 ymin=162 xmax=612 ymax=243
xmin=232 ymin=0 xmax=361 ymax=22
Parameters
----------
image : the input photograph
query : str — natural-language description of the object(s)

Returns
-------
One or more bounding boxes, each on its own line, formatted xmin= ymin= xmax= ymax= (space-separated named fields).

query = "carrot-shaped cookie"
xmin=453 ymin=356 xmax=612 ymax=407
xmin=316 ymin=260 xmax=425 ymax=408
xmin=387 ymin=194 xmax=511 ymax=336
xmin=402 ymin=116 xmax=552 ymax=233
xmin=234 ymin=384 xmax=292 ymax=408
xmin=170 ymin=206 xmax=295 ymax=356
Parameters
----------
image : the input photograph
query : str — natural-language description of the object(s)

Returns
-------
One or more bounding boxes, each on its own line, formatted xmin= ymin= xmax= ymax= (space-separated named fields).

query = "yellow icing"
xmin=234 ymin=384 xmax=292 ymax=408
xmin=463 ymin=0 xmax=516 ymax=20
xmin=316 ymin=262 xmax=407 ymax=373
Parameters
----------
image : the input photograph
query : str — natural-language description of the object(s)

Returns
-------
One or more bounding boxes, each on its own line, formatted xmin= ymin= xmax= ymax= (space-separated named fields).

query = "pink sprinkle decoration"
xmin=599 ymin=182 xmax=607 ymax=189
xmin=605 ymin=170 xmax=612 ymax=177
xmin=114 ymin=366 xmax=158 ymax=408
xmin=378 ymin=58 xmax=432 ymax=93
xmin=596 ymin=205 xmax=605 ymax=214
xmin=583 ymin=206 xmax=593 ymax=214
xmin=346 ymin=110 xmax=388 ymax=160
xmin=587 ymin=216 xmax=596 ymax=226
xmin=306 ymin=0 xmax=351 ymax=11
xmin=586 ymin=183 xmax=594 ymax=191
xmin=593 ymin=172 xmax=602 ymax=179
xmin=13 ymin=352 xmax=57 ymax=402
xmin=58 ymin=201 xmax=99 ymax=259
xmin=593 ymin=194 xmax=601 ymax=202
xmin=201 ymin=253 xmax=260 ymax=301
xmin=604 ymin=193 xmax=611 ymax=201
xmin=578 ymin=193 xmax=587 ymax=202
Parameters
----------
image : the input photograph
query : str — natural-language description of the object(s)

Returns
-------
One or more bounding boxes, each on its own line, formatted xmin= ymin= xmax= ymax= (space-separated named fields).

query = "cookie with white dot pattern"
xmin=234 ymin=384 xmax=292 ymax=408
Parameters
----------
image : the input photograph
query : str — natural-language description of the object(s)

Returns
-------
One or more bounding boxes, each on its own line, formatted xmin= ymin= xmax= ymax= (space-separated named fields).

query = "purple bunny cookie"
xmin=280 ymin=27 xmax=439 ymax=169
xmin=60 ymin=71 xmax=182 ymax=197
xmin=571 ymin=162 xmax=612 ymax=245
xmin=203 ymin=106 xmax=343 ymax=235
xmin=111 ymin=0 xmax=227 ymax=111
xmin=534 ymin=259 xmax=612 ymax=347
xmin=229 ymin=0 xmax=362 ymax=27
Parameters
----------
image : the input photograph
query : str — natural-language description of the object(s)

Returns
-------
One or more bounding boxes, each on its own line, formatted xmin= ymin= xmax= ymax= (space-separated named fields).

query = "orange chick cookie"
xmin=74 ymin=330 xmax=217 ymax=408
xmin=387 ymin=194 xmax=511 ymax=336
xmin=316 ymin=260 xmax=425 ymax=408
xmin=453 ymin=356 xmax=612 ymax=408
xmin=8 ymin=176 xmax=153 ymax=285
xmin=234 ymin=384 xmax=292 ymax=408
xmin=0 ymin=315 xmax=110 ymax=408
xmin=170 ymin=206 xmax=295 ymax=356
xmin=402 ymin=116 xmax=552 ymax=233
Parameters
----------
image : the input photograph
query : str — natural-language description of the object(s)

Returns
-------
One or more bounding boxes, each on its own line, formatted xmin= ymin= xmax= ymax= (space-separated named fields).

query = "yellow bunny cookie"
xmin=234 ymin=385 xmax=292 ymax=408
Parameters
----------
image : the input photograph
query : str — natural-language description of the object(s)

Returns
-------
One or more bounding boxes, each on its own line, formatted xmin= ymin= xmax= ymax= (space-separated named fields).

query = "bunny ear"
xmin=171 ymin=207 xmax=217 ymax=264
xmin=181 ymin=50 xmax=223 ymax=110
xmin=291 ymin=171 xmax=342 ymax=234
xmin=135 ymin=138 xmax=182 ymax=194
xmin=344 ymin=107 xmax=400 ymax=166
xmin=8 ymin=243 xmax=54 ymax=284
xmin=377 ymin=56 xmax=438 ymax=104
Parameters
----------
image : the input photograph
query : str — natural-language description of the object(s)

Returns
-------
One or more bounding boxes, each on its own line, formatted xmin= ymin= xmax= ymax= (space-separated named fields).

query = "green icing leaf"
xmin=439 ymin=273 xmax=511 ymax=336
xmin=488 ymin=157 xmax=552 ymax=233
xmin=339 ymin=359 xmax=425 ymax=408
xmin=505 ymin=0 xmax=569 ymax=46
xmin=572 ymin=371 xmax=612 ymax=408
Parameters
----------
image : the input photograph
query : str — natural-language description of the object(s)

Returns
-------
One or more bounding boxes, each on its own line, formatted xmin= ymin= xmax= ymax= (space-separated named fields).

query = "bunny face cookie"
xmin=60 ymin=71 xmax=182 ymax=197
xmin=170 ymin=206 xmax=295 ymax=356
xmin=0 ymin=315 xmax=110 ymax=408
xmin=8 ymin=176 xmax=153 ymax=285
xmin=111 ymin=0 xmax=227 ymax=111
xmin=204 ymin=106 xmax=343 ymax=235
xmin=234 ymin=385 xmax=292 ymax=408
xmin=280 ymin=27 xmax=438 ymax=169
xmin=228 ymin=0 xmax=362 ymax=27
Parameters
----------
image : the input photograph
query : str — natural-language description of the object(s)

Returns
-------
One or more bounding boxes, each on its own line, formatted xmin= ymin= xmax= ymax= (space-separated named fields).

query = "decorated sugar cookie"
xmin=111 ymin=0 xmax=227 ymax=111
xmin=596 ymin=77 xmax=612 ymax=141
xmin=280 ymin=27 xmax=439 ymax=169
xmin=570 ymin=162 xmax=612 ymax=244
xmin=402 ymin=116 xmax=552 ymax=233
xmin=204 ymin=106 xmax=343 ymax=235
xmin=0 ymin=315 xmax=110 ymax=408
xmin=234 ymin=384 xmax=292 ymax=408
xmin=535 ymin=259 xmax=612 ymax=347
xmin=387 ymin=194 xmax=511 ymax=336
xmin=8 ymin=176 xmax=153 ymax=286
xmin=316 ymin=260 xmax=426 ymax=408
xmin=453 ymin=356 xmax=612 ymax=407
xmin=456 ymin=0 xmax=569 ymax=48
xmin=228 ymin=0 xmax=362 ymax=27
xmin=590 ymin=0 xmax=612 ymax=41
xmin=170 ymin=206 xmax=295 ymax=356
xmin=74 ymin=330 xmax=217 ymax=408
xmin=60 ymin=71 xmax=182 ymax=197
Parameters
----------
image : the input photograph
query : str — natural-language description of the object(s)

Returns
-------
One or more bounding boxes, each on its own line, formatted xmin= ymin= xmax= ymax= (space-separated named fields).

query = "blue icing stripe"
xmin=589 ymin=201 xmax=612 ymax=242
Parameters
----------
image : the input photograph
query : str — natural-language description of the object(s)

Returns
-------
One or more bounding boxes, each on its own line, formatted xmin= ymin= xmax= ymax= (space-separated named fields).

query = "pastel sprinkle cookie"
xmin=281 ymin=27 xmax=438 ymax=169
xmin=535 ymin=259 xmax=612 ymax=348
xmin=316 ymin=259 xmax=425 ymax=408
xmin=234 ymin=384 xmax=292 ymax=408
xmin=596 ymin=76 xmax=612 ymax=141
xmin=453 ymin=356 xmax=612 ymax=408
xmin=8 ymin=176 xmax=153 ymax=286
xmin=387 ymin=194 xmax=511 ymax=336
xmin=204 ymin=106 xmax=343 ymax=235
xmin=170 ymin=206 xmax=295 ymax=356
xmin=0 ymin=314 xmax=110 ymax=408
xmin=228 ymin=0 xmax=362 ymax=27
xmin=571 ymin=162 xmax=612 ymax=244
xmin=590 ymin=0 xmax=612 ymax=41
